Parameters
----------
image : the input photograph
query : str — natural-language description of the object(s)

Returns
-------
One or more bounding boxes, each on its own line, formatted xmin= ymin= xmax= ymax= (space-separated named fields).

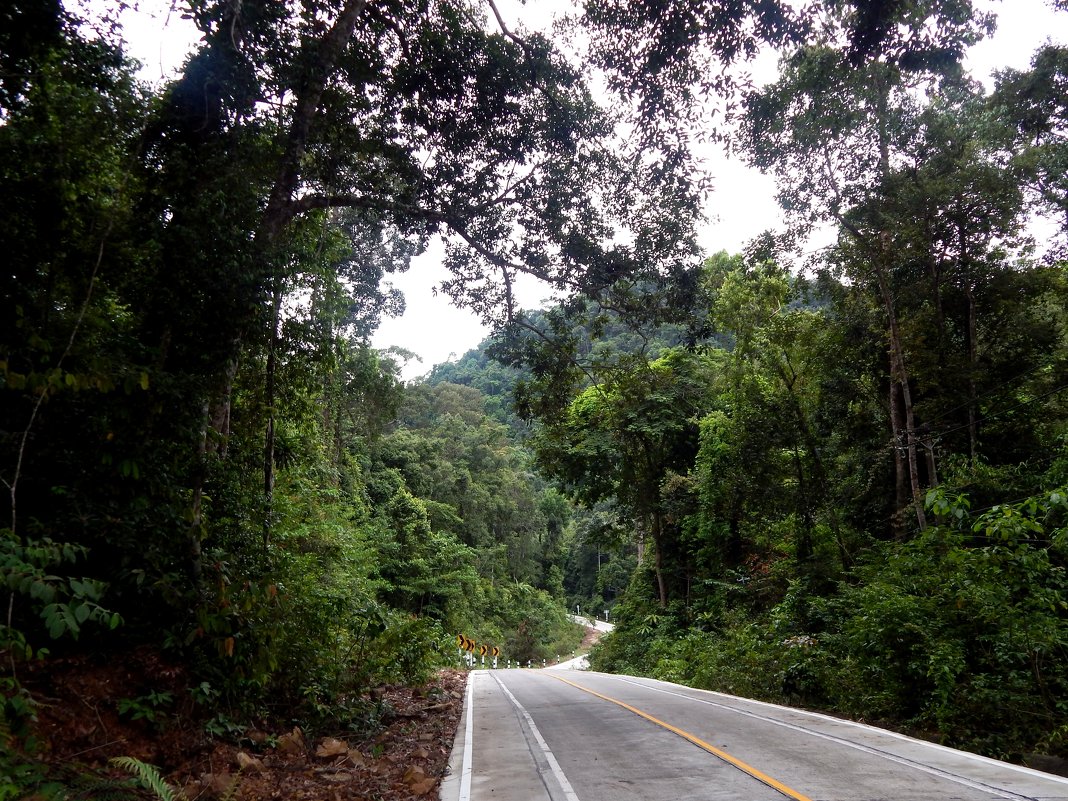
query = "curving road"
xmin=568 ymin=614 xmax=615 ymax=634
xmin=554 ymin=616 xmax=615 ymax=670
xmin=439 ymin=669 xmax=1068 ymax=801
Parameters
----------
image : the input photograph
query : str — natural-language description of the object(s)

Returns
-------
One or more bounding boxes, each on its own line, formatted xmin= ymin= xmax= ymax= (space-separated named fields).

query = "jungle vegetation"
xmin=2 ymin=0 xmax=1067 ymax=786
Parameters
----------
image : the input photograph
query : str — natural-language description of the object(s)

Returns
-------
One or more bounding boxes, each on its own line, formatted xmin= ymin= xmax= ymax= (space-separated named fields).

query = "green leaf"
xmin=47 ymin=613 xmax=65 ymax=640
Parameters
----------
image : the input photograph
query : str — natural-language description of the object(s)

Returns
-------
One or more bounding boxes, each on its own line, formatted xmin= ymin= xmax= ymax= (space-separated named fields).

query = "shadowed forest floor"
xmin=17 ymin=650 xmax=467 ymax=800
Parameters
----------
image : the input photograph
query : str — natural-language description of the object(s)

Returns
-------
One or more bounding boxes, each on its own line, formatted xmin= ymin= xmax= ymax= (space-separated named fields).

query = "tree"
xmin=580 ymin=0 xmax=806 ymax=137
xmin=0 ymin=4 xmax=148 ymax=541
xmin=992 ymin=45 xmax=1068 ymax=251
xmin=138 ymin=0 xmax=708 ymax=575
xmin=700 ymin=254 xmax=850 ymax=572
xmin=376 ymin=487 xmax=475 ymax=617
xmin=739 ymin=1 xmax=991 ymax=535
xmin=534 ymin=349 xmax=707 ymax=606
xmin=1 ymin=0 xmax=709 ymax=603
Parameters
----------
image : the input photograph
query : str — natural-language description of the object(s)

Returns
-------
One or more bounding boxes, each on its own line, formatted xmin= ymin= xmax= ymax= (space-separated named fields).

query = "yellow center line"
xmin=546 ymin=674 xmax=814 ymax=801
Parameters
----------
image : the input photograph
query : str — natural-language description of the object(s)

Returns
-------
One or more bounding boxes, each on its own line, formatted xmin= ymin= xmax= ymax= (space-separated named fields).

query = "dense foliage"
xmin=489 ymin=2 xmax=1068 ymax=763
xmin=2 ymin=0 xmax=1068 ymax=790
xmin=1 ymin=0 xmax=629 ymax=771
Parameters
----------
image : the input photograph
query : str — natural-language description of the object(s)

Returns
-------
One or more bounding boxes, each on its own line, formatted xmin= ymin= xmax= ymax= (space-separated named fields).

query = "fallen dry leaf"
xmin=236 ymin=751 xmax=265 ymax=773
xmin=201 ymin=770 xmax=236 ymax=796
xmin=411 ymin=778 xmax=437 ymax=795
xmin=402 ymin=765 xmax=426 ymax=785
xmin=322 ymin=772 xmax=354 ymax=784
xmin=277 ymin=726 xmax=305 ymax=755
xmin=246 ymin=728 xmax=268 ymax=745
xmin=315 ymin=737 xmax=349 ymax=758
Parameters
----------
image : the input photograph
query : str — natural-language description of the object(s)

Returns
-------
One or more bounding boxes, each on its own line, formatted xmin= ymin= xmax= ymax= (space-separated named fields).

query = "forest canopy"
xmin=1 ymin=0 xmax=1067 ymax=789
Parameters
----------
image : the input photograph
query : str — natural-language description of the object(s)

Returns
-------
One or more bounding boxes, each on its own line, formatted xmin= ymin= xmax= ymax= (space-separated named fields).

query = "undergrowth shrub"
xmin=592 ymin=489 xmax=1068 ymax=760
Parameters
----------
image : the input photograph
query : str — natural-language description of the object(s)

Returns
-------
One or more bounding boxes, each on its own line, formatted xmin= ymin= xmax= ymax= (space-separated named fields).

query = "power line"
xmin=919 ymin=360 xmax=1057 ymax=428
xmin=929 ymin=381 xmax=1068 ymax=442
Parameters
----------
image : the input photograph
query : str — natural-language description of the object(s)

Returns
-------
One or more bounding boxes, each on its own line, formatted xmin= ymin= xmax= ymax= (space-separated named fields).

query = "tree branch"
xmin=261 ymin=0 xmax=369 ymax=243
xmin=486 ymin=0 xmax=530 ymax=51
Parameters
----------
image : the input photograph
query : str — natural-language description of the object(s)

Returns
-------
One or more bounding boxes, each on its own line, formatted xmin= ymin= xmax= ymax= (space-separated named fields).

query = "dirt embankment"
xmin=17 ymin=649 xmax=467 ymax=800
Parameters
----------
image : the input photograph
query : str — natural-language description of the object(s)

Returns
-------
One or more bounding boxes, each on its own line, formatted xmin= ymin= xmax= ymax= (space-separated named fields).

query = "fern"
xmin=69 ymin=771 xmax=142 ymax=801
xmin=219 ymin=772 xmax=244 ymax=801
xmin=107 ymin=757 xmax=183 ymax=801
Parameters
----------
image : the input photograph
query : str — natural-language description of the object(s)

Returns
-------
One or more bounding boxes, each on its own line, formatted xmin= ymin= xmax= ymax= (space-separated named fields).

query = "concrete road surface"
xmin=551 ymin=652 xmax=589 ymax=670
xmin=440 ymin=669 xmax=1068 ymax=801
xmin=553 ymin=614 xmax=615 ymax=670
xmin=568 ymin=614 xmax=615 ymax=634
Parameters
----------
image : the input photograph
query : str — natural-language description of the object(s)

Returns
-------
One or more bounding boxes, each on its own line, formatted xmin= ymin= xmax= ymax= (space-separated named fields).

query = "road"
xmin=554 ymin=616 xmax=615 ymax=670
xmin=568 ymin=614 xmax=615 ymax=634
xmin=439 ymin=669 xmax=1068 ymax=801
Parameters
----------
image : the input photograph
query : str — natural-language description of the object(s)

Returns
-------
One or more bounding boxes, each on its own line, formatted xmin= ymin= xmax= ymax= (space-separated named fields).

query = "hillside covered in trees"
xmin=436 ymin=1 xmax=1068 ymax=763
xmin=2 ymin=0 xmax=1068 ymax=795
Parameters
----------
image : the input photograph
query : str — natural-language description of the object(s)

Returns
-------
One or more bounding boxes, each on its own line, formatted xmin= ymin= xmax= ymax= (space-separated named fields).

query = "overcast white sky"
xmin=113 ymin=0 xmax=1065 ymax=380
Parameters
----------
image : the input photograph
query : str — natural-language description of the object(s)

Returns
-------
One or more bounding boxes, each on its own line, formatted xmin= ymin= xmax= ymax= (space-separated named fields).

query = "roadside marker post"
xmin=458 ymin=634 xmax=480 ymax=669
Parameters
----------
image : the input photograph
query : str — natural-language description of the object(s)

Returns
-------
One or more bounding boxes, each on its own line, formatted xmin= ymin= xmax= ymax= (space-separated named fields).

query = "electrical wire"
xmin=918 ymin=360 xmax=1058 ymax=428
xmin=928 ymin=381 xmax=1068 ymax=443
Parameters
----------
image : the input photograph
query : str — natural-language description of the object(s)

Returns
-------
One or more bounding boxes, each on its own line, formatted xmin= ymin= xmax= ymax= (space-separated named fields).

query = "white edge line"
xmin=616 ymin=674 xmax=1068 ymax=788
xmin=609 ymin=676 xmax=1049 ymax=801
xmin=492 ymin=672 xmax=582 ymax=801
xmin=458 ymin=670 xmax=476 ymax=801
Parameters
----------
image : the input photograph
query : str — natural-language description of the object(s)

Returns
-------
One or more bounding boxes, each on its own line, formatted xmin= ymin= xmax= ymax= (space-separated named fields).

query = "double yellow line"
xmin=548 ymin=674 xmax=813 ymax=801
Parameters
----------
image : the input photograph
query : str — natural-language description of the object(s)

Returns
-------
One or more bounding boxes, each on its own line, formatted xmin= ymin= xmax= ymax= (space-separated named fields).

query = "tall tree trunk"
xmin=650 ymin=509 xmax=668 ymax=608
xmin=263 ymin=278 xmax=283 ymax=550
xmin=256 ymin=0 xmax=369 ymax=540
xmin=157 ymin=0 xmax=373 ymax=592
xmin=874 ymin=70 xmax=926 ymax=533
xmin=888 ymin=364 xmax=909 ymax=538
xmin=260 ymin=0 xmax=369 ymax=245
xmin=924 ymin=434 xmax=939 ymax=489
xmin=778 ymin=360 xmax=852 ymax=565
xmin=899 ymin=368 xmax=927 ymax=530
xmin=791 ymin=445 xmax=814 ymax=565
xmin=877 ymin=268 xmax=927 ymax=532
xmin=208 ymin=347 xmax=240 ymax=458
xmin=961 ymin=222 xmax=979 ymax=462
xmin=187 ymin=400 xmax=209 ymax=589
xmin=927 ymin=226 xmax=947 ymax=352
